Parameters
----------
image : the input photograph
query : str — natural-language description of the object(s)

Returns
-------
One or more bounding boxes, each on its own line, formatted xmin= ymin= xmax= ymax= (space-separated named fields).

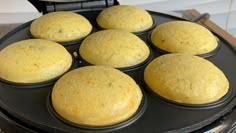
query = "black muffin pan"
xmin=143 ymin=81 xmax=233 ymax=110
xmin=1 ymin=10 xmax=236 ymax=133
xmin=47 ymin=89 xmax=147 ymax=132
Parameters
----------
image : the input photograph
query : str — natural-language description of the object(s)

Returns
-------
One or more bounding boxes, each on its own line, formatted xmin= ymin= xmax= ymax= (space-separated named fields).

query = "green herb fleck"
xmin=58 ymin=29 xmax=63 ymax=33
xmin=108 ymin=82 xmax=112 ymax=87
xmin=33 ymin=64 xmax=39 ymax=67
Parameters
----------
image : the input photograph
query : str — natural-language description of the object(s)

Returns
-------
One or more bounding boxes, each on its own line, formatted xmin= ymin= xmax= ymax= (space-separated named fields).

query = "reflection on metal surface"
xmin=205 ymin=124 xmax=227 ymax=133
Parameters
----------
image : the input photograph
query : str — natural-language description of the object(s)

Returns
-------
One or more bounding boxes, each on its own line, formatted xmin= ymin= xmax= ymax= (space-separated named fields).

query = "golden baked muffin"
xmin=30 ymin=11 xmax=92 ymax=42
xmin=151 ymin=21 xmax=218 ymax=55
xmin=0 ymin=39 xmax=72 ymax=83
xmin=52 ymin=66 xmax=143 ymax=126
xmin=79 ymin=29 xmax=150 ymax=68
xmin=144 ymin=53 xmax=229 ymax=104
xmin=97 ymin=5 xmax=153 ymax=32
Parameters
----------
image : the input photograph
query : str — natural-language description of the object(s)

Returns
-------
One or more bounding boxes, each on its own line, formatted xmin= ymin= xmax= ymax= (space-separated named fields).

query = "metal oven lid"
xmin=27 ymin=0 xmax=119 ymax=14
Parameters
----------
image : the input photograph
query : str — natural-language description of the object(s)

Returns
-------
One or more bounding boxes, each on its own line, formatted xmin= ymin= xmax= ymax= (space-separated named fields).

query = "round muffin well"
xmin=30 ymin=11 xmax=92 ymax=42
xmin=51 ymin=66 xmax=144 ymax=127
xmin=150 ymin=21 xmax=218 ymax=55
xmin=0 ymin=39 xmax=72 ymax=84
xmin=144 ymin=53 xmax=229 ymax=105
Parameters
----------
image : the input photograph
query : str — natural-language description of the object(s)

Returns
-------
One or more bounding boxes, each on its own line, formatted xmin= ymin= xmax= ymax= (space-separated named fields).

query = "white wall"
xmin=0 ymin=0 xmax=235 ymax=36
xmin=0 ymin=0 xmax=38 ymax=13
xmin=0 ymin=0 xmax=41 ymax=24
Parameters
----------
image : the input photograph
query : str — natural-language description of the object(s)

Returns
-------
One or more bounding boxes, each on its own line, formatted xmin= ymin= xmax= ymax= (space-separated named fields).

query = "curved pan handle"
xmin=191 ymin=13 xmax=210 ymax=22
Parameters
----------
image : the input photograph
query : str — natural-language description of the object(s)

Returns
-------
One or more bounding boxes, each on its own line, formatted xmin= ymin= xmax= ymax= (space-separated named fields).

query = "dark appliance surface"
xmin=1 ymin=9 xmax=236 ymax=133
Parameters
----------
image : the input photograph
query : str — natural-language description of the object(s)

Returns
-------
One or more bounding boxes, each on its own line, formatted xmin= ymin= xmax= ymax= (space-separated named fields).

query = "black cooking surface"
xmin=0 ymin=11 xmax=236 ymax=133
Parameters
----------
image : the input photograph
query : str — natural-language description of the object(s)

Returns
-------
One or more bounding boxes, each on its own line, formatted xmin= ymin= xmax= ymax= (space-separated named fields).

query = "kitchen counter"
xmin=0 ymin=23 xmax=22 ymax=38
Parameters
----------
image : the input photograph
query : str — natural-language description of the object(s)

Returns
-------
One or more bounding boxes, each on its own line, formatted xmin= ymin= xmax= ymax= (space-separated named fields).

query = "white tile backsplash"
xmin=182 ymin=0 xmax=231 ymax=14
xmin=232 ymin=0 xmax=236 ymax=11
xmin=136 ymin=0 xmax=222 ymax=12
xmin=210 ymin=13 xmax=228 ymax=29
xmin=227 ymin=10 xmax=236 ymax=35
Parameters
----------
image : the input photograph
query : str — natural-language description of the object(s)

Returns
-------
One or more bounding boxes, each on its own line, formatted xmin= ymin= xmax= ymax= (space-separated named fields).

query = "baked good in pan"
xmin=144 ymin=53 xmax=229 ymax=104
xmin=79 ymin=29 xmax=150 ymax=68
xmin=30 ymin=11 xmax=92 ymax=42
xmin=150 ymin=21 xmax=218 ymax=55
xmin=96 ymin=5 xmax=153 ymax=32
xmin=52 ymin=66 xmax=143 ymax=126
xmin=0 ymin=39 xmax=72 ymax=83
